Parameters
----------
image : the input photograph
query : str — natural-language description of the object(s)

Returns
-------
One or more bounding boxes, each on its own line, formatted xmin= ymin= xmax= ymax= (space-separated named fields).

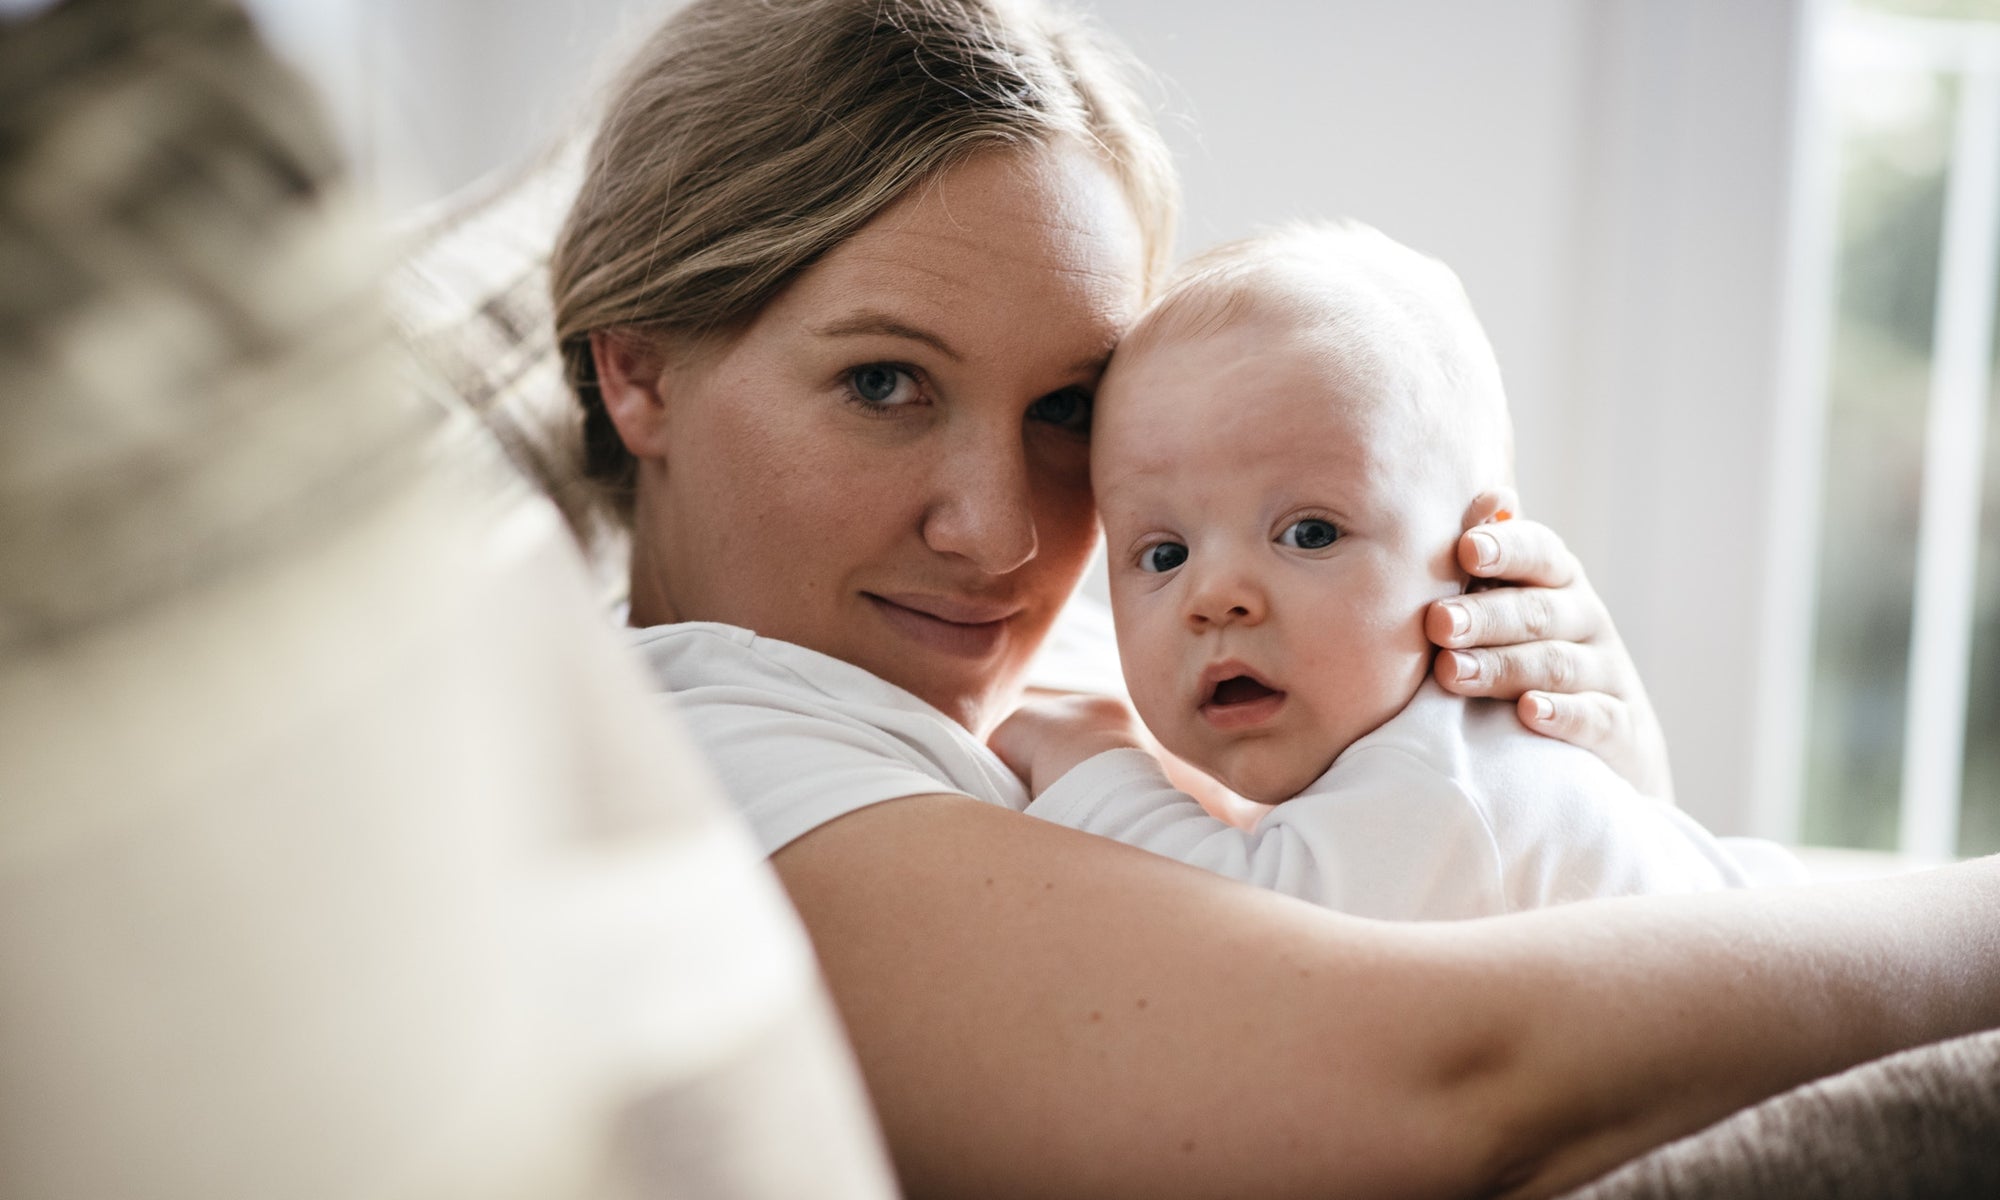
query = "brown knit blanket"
xmin=1559 ymin=1030 xmax=2000 ymax=1200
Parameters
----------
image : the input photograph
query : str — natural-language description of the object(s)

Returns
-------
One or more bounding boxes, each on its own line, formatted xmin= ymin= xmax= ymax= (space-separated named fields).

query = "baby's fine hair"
xmin=1128 ymin=221 xmax=1515 ymax=483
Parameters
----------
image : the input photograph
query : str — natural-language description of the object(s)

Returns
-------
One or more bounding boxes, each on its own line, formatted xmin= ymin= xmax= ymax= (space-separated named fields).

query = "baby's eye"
xmin=1028 ymin=388 xmax=1093 ymax=433
xmin=1141 ymin=542 xmax=1188 ymax=573
xmin=1278 ymin=518 xmax=1340 ymax=550
xmin=847 ymin=364 xmax=921 ymax=408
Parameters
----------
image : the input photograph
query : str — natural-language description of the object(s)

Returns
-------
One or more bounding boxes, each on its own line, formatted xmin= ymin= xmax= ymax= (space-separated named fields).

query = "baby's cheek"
xmin=1131 ymin=667 xmax=1199 ymax=761
xmin=1113 ymin=609 xmax=1181 ymax=728
xmin=1352 ymin=561 xmax=1446 ymax=678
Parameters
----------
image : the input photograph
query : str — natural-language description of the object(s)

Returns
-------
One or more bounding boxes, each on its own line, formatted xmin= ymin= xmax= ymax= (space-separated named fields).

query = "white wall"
xmin=258 ymin=0 xmax=1814 ymax=836
xmin=247 ymin=0 xmax=654 ymax=211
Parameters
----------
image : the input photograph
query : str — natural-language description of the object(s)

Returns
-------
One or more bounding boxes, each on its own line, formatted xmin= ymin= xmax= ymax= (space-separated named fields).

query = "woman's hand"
xmin=1425 ymin=496 xmax=1675 ymax=801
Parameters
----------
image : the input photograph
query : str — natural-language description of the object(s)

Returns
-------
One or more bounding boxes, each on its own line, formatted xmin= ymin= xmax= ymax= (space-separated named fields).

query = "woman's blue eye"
xmin=1142 ymin=542 xmax=1188 ymax=573
xmin=1279 ymin=518 xmax=1339 ymax=549
xmin=849 ymin=364 xmax=918 ymax=407
xmin=1028 ymin=388 xmax=1093 ymax=432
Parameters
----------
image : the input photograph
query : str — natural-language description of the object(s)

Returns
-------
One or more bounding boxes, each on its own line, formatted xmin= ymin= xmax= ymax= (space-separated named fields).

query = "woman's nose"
xmin=1184 ymin=555 xmax=1266 ymax=630
xmin=921 ymin=431 xmax=1039 ymax=574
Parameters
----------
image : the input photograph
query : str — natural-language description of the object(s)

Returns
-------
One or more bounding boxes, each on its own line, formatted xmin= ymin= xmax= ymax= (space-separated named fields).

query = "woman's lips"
xmin=865 ymin=592 xmax=1016 ymax=658
xmin=1198 ymin=667 xmax=1287 ymax=731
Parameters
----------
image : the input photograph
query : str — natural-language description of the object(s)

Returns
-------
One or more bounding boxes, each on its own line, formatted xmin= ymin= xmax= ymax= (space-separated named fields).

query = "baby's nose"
xmin=1184 ymin=567 xmax=1265 ymax=629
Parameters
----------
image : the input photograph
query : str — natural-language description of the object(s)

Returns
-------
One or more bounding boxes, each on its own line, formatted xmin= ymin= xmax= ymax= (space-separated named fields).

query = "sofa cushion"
xmin=1559 ymin=1028 xmax=2000 ymax=1200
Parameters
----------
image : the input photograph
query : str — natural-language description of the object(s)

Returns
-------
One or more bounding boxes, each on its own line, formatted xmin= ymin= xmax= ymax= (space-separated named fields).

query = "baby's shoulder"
xmin=1342 ymin=679 xmax=1636 ymax=807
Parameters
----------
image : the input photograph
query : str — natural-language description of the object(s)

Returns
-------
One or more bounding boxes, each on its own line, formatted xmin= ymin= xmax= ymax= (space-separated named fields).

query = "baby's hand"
xmin=989 ymin=693 xmax=1148 ymax=798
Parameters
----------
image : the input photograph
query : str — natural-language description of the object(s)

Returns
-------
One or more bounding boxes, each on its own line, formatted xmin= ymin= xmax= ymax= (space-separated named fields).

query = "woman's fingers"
xmin=1426 ymin=586 xmax=1605 ymax=651
xmin=1516 ymin=690 xmax=1631 ymax=754
xmin=1440 ymin=508 xmax=1677 ymax=798
xmin=1432 ymin=638 xmax=1626 ymax=700
xmin=1458 ymin=516 xmax=1581 ymax=587
xmin=1517 ymin=690 xmax=1674 ymax=802
xmin=1437 ymin=639 xmax=1675 ymax=800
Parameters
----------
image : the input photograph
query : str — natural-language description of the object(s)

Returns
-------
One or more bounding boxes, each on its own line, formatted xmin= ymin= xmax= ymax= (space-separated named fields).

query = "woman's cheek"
xmin=1033 ymin=482 xmax=1101 ymax=589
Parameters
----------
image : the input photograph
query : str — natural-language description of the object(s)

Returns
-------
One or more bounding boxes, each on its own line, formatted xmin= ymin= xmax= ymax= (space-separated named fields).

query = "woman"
xmin=550 ymin=1 xmax=2000 ymax=1195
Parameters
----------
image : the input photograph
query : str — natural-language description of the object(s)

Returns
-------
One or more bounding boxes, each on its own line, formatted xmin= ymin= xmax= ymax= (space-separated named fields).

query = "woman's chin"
xmin=883 ymin=658 xmax=1013 ymax=733
xmin=856 ymin=596 xmax=1042 ymax=729
xmin=860 ymin=645 xmax=1028 ymax=734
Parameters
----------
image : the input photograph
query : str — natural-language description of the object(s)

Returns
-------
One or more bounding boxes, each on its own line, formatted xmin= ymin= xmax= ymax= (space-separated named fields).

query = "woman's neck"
xmin=624 ymin=541 xmax=679 ymax=629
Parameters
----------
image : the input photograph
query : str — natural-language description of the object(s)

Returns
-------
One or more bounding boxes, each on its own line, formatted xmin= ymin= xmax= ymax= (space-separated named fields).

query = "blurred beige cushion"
xmin=0 ymin=3 xmax=896 ymax=1196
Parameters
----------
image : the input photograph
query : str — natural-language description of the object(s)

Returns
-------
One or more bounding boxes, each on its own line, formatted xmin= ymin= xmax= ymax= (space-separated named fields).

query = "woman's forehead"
xmin=785 ymin=144 xmax=1146 ymax=357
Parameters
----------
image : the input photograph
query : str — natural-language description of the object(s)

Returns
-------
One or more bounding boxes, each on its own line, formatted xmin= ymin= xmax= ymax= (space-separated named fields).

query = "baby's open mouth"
xmin=1199 ymin=671 xmax=1287 ymax=731
xmin=1209 ymin=675 xmax=1281 ymax=707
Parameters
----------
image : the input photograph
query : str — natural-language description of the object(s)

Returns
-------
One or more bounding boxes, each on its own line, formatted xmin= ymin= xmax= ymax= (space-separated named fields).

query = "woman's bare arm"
xmin=775 ymin=795 xmax=2000 ymax=1199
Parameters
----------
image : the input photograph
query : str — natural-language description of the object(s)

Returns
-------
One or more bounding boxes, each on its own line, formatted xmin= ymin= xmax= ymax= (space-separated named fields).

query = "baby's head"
xmin=1094 ymin=222 xmax=1514 ymax=803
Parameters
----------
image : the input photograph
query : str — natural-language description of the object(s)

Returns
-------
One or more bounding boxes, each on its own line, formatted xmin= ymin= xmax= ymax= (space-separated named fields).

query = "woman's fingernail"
xmin=1453 ymin=652 xmax=1480 ymax=683
xmin=1470 ymin=530 xmax=1500 ymax=570
xmin=1526 ymin=693 xmax=1553 ymax=722
xmin=1442 ymin=602 xmax=1469 ymax=640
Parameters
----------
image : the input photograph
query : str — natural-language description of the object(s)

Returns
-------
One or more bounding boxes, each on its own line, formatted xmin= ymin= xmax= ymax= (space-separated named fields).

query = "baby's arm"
xmin=990 ymin=693 xmax=1261 ymax=823
xmin=986 ymin=693 xmax=1150 ymax=798
xmin=993 ymin=712 xmax=1508 ymax=919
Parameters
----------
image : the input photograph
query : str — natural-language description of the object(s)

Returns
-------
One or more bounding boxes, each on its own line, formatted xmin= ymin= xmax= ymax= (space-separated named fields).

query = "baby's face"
xmin=1094 ymin=312 xmax=1470 ymax=803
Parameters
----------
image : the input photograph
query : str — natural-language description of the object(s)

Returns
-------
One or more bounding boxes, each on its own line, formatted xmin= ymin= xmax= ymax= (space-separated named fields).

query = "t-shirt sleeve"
xmin=664 ymin=687 xmax=976 ymax=857
xmin=1026 ymin=747 xmax=1508 ymax=919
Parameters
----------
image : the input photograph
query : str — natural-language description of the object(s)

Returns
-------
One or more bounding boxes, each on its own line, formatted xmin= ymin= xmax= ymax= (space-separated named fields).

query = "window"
xmin=1799 ymin=0 xmax=2000 ymax=858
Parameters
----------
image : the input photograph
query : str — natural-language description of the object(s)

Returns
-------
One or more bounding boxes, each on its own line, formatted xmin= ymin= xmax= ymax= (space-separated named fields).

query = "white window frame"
xmin=1757 ymin=4 xmax=2000 ymax=858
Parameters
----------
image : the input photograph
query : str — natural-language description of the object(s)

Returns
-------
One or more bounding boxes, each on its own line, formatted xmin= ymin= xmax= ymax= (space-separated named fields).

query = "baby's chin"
xmin=1203 ymin=746 xmax=1340 ymax=806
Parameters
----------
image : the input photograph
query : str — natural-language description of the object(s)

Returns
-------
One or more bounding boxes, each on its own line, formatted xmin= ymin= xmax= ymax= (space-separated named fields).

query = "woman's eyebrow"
xmin=807 ymin=312 xmax=962 ymax=362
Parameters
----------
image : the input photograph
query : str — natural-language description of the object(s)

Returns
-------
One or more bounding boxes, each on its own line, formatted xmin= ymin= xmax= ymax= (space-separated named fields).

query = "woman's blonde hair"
xmin=550 ymin=0 xmax=1178 ymax=514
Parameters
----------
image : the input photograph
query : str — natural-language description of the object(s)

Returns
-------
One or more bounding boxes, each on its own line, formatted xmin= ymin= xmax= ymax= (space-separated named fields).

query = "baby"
xmin=999 ymin=222 xmax=1798 ymax=918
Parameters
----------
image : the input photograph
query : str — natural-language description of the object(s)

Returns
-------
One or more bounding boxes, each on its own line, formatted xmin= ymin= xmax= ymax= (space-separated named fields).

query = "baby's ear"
xmin=1460 ymin=487 xmax=1519 ymax=532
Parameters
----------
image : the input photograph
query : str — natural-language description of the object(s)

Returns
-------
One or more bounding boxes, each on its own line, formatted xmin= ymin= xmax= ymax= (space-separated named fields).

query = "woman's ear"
xmin=1461 ymin=486 xmax=1519 ymax=532
xmin=590 ymin=328 xmax=674 ymax=458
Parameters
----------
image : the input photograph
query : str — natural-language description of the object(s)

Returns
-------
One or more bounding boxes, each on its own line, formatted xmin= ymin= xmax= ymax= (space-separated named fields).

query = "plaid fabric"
xmin=0 ymin=0 xmax=433 ymax=652
xmin=1 ymin=11 xmax=901 ymax=1199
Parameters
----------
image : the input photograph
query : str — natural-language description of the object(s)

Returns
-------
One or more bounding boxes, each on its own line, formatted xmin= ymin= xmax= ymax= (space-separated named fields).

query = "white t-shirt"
xmin=1032 ymin=678 xmax=1802 ymax=918
xmin=634 ymin=622 xmax=1799 ymax=917
xmin=631 ymin=622 xmax=1032 ymax=854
